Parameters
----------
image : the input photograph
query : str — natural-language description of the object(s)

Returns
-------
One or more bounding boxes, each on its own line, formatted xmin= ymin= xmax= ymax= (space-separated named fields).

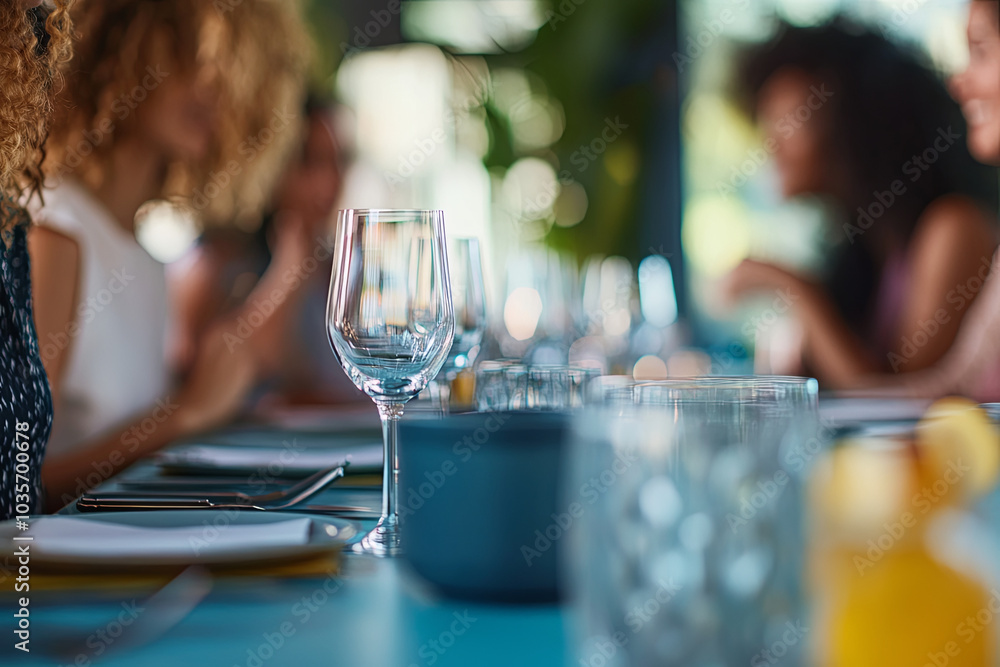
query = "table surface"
xmin=15 ymin=557 xmax=567 ymax=667
xmin=4 ymin=409 xmax=570 ymax=667
xmin=4 ymin=396 xmax=968 ymax=667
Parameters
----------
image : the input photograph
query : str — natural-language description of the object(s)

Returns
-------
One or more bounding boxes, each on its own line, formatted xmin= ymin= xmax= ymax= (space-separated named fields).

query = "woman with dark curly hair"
xmin=722 ymin=19 xmax=999 ymax=389
xmin=873 ymin=0 xmax=1000 ymax=399
xmin=0 ymin=0 xmax=72 ymax=520
xmin=28 ymin=0 xmax=312 ymax=508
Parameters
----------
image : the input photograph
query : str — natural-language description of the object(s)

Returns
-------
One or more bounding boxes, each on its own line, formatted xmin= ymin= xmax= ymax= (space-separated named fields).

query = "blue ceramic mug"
xmin=397 ymin=411 xmax=569 ymax=602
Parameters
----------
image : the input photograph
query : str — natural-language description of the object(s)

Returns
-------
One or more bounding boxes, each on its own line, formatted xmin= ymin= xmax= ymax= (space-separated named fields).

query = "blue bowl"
xmin=397 ymin=411 xmax=569 ymax=602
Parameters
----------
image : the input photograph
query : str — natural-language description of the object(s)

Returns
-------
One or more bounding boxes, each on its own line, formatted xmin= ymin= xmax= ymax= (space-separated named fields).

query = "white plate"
xmin=0 ymin=511 xmax=356 ymax=572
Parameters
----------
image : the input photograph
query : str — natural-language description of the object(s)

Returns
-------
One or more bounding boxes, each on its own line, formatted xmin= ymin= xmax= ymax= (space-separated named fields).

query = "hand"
xmin=246 ymin=213 xmax=317 ymax=374
xmin=720 ymin=259 xmax=805 ymax=307
xmin=174 ymin=319 xmax=258 ymax=435
xmin=175 ymin=213 xmax=322 ymax=434
xmin=268 ymin=212 xmax=312 ymax=276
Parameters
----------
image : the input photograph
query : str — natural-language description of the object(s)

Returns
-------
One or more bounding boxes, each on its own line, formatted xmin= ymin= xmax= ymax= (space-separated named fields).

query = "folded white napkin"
xmin=158 ymin=444 xmax=382 ymax=473
xmin=27 ymin=516 xmax=314 ymax=560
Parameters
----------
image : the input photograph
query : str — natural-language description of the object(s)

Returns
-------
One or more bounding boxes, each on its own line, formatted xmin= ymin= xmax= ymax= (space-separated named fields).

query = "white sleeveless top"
xmin=36 ymin=180 xmax=172 ymax=456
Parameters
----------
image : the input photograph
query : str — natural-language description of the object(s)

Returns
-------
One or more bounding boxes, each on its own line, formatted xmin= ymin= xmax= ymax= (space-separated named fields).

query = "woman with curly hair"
xmin=870 ymin=0 xmax=1000 ymax=399
xmin=28 ymin=0 xmax=311 ymax=507
xmin=722 ymin=18 xmax=999 ymax=389
xmin=0 ymin=0 xmax=71 ymax=520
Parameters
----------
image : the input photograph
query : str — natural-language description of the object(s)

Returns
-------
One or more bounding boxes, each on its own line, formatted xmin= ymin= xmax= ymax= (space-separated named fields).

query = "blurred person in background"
xmin=880 ymin=0 xmax=1000 ymax=400
xmin=0 ymin=0 xmax=71 ymax=520
xmin=722 ymin=19 xmax=998 ymax=390
xmin=27 ymin=0 xmax=311 ymax=508
xmin=170 ymin=94 xmax=367 ymax=406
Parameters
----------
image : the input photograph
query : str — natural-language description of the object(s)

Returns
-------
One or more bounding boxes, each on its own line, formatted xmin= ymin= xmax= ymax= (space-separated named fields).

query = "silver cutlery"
xmin=114 ymin=478 xmax=301 ymax=490
xmin=114 ymin=477 xmax=377 ymax=492
xmin=292 ymin=505 xmax=380 ymax=519
xmin=77 ymin=465 xmax=347 ymax=512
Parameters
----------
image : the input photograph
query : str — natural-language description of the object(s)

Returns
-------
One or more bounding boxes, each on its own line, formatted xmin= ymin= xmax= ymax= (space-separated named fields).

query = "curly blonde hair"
xmin=44 ymin=0 xmax=310 ymax=228
xmin=0 ymin=1 xmax=73 ymax=236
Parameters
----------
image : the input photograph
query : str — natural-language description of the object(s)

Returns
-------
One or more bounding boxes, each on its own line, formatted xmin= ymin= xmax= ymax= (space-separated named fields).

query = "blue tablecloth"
xmin=13 ymin=555 xmax=567 ymax=667
xmin=4 ymin=424 xmax=570 ymax=667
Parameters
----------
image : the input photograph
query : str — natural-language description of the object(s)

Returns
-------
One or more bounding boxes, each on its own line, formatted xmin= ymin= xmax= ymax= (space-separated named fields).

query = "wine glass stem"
xmin=377 ymin=401 xmax=405 ymax=526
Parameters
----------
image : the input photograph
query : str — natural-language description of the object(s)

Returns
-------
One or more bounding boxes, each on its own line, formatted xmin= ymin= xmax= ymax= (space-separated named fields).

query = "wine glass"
xmin=499 ymin=246 xmax=578 ymax=361
xmin=326 ymin=209 xmax=454 ymax=556
xmin=429 ymin=237 xmax=488 ymax=409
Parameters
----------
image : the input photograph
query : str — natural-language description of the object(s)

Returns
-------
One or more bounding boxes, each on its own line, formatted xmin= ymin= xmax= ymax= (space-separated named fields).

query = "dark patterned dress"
xmin=0 ymin=207 xmax=52 ymax=520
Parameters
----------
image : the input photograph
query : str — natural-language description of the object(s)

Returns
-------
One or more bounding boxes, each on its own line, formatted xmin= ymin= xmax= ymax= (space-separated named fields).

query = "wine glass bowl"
xmin=327 ymin=209 xmax=454 ymax=555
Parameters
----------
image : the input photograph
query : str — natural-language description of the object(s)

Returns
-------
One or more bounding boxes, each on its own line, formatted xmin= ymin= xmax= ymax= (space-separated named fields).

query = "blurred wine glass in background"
xmin=429 ymin=237 xmax=488 ymax=409
xmin=574 ymin=255 xmax=636 ymax=374
xmin=498 ymin=245 xmax=579 ymax=363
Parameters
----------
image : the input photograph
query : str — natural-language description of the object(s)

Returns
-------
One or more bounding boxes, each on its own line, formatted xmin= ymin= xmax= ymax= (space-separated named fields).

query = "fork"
xmin=77 ymin=465 xmax=347 ymax=512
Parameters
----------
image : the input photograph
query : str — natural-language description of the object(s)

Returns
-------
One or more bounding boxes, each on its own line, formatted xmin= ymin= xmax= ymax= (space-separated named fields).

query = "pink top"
xmin=871 ymin=248 xmax=910 ymax=363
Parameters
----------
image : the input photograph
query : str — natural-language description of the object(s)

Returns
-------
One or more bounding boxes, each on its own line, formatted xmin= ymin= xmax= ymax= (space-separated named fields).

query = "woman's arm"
xmin=168 ymin=243 xmax=228 ymax=374
xmin=863 ymin=247 xmax=1000 ymax=399
xmin=723 ymin=259 xmax=882 ymax=387
xmin=793 ymin=279 xmax=885 ymax=387
xmin=885 ymin=195 xmax=997 ymax=374
xmin=725 ymin=196 xmax=998 ymax=390
xmin=27 ymin=226 xmax=81 ymax=399
xmin=241 ymin=213 xmax=313 ymax=375
xmin=171 ymin=214 xmax=312 ymax=377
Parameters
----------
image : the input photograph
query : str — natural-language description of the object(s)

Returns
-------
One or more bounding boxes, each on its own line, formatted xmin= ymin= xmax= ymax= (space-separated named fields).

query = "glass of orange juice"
xmin=809 ymin=400 xmax=1000 ymax=667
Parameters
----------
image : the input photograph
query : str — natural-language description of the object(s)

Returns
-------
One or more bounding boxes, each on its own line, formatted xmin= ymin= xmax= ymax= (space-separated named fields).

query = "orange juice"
xmin=827 ymin=544 xmax=993 ymax=667
xmin=810 ymin=399 xmax=1000 ymax=667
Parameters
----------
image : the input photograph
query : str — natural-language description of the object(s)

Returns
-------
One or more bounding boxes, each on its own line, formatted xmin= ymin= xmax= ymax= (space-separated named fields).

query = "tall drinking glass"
xmin=327 ymin=209 xmax=454 ymax=556
xmin=566 ymin=376 xmax=819 ymax=665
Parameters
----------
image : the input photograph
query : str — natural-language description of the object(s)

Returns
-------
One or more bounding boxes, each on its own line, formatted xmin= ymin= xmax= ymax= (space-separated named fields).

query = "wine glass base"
xmin=352 ymin=520 xmax=401 ymax=557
